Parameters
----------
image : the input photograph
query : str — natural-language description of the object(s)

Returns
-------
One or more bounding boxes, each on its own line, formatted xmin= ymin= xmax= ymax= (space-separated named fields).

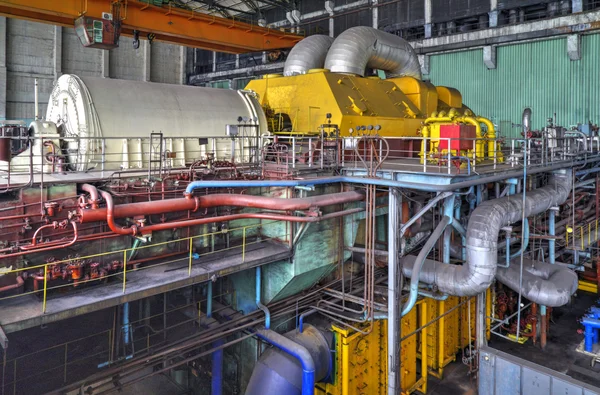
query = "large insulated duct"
xmin=496 ymin=258 xmax=578 ymax=307
xmin=324 ymin=26 xmax=422 ymax=79
xmin=245 ymin=325 xmax=331 ymax=395
xmin=283 ymin=35 xmax=334 ymax=76
xmin=401 ymin=170 xmax=573 ymax=298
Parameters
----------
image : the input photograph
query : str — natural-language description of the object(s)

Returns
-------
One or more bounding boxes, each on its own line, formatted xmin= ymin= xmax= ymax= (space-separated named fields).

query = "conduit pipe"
xmin=496 ymin=258 xmax=578 ymax=307
xmin=477 ymin=116 xmax=497 ymax=160
xmin=256 ymin=266 xmax=270 ymax=329
xmin=283 ymin=35 xmax=334 ymax=76
xmin=401 ymin=170 xmax=573 ymax=298
xmin=80 ymin=191 xmax=364 ymax=223
xmin=183 ymin=165 xmax=583 ymax=194
xmin=324 ymin=26 xmax=422 ymax=79
xmin=114 ymin=208 xmax=364 ymax=236
xmin=401 ymin=215 xmax=451 ymax=316
xmin=81 ymin=184 xmax=100 ymax=209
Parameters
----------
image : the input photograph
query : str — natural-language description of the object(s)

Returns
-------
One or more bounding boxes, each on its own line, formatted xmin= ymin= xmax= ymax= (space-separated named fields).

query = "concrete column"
xmin=572 ymin=0 xmax=583 ymax=13
xmin=483 ymin=45 xmax=497 ymax=69
xmin=567 ymin=34 xmax=581 ymax=61
xmin=424 ymin=0 xmax=432 ymax=38
xmin=101 ymin=50 xmax=110 ymax=78
xmin=142 ymin=40 xmax=151 ymax=82
xmin=212 ymin=51 xmax=217 ymax=72
xmin=179 ymin=46 xmax=187 ymax=85
xmin=489 ymin=0 xmax=498 ymax=27
xmin=235 ymin=54 xmax=240 ymax=69
xmin=418 ymin=54 xmax=430 ymax=75
xmin=53 ymin=26 xmax=62 ymax=81
xmin=261 ymin=51 xmax=267 ymax=64
xmin=0 ymin=17 xmax=6 ymax=120
xmin=325 ymin=0 xmax=334 ymax=37
xmin=372 ymin=0 xmax=379 ymax=29
xmin=387 ymin=188 xmax=400 ymax=395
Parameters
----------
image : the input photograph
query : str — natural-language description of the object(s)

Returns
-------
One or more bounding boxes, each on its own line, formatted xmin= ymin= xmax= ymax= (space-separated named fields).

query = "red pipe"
xmin=137 ymin=208 xmax=364 ymax=235
xmin=31 ymin=222 xmax=58 ymax=246
xmin=1 ymin=221 xmax=79 ymax=258
xmin=99 ymin=191 xmax=137 ymax=235
xmin=0 ymin=275 xmax=24 ymax=294
xmin=79 ymin=191 xmax=364 ymax=224
xmin=82 ymin=184 xmax=100 ymax=209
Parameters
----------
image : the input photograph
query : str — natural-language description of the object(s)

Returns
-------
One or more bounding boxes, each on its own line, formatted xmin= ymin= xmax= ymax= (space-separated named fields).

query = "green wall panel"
xmin=425 ymin=34 xmax=600 ymax=138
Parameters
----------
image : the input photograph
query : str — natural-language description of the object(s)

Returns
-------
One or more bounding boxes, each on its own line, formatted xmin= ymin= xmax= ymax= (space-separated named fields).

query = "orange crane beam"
xmin=0 ymin=0 xmax=303 ymax=53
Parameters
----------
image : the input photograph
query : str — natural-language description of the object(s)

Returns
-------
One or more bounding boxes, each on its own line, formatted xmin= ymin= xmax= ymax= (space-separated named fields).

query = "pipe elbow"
xmin=284 ymin=35 xmax=334 ymax=76
xmin=476 ymin=116 xmax=496 ymax=138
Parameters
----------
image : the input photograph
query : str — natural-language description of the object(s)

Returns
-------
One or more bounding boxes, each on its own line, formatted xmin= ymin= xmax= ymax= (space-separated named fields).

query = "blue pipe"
xmin=256 ymin=329 xmax=316 ymax=395
xmin=506 ymin=178 xmax=519 ymax=196
xmin=442 ymin=195 xmax=455 ymax=265
xmin=123 ymin=302 xmax=130 ymax=346
xmin=183 ymin=167 xmax=566 ymax=194
xmin=502 ymin=235 xmax=511 ymax=268
xmin=299 ymin=309 xmax=317 ymax=333
xmin=207 ymin=281 xmax=213 ymax=318
xmin=402 ymin=215 xmax=451 ymax=316
xmin=454 ymin=205 xmax=467 ymax=263
xmin=450 ymin=156 xmax=471 ymax=175
xmin=212 ymin=339 xmax=224 ymax=395
xmin=582 ymin=317 xmax=600 ymax=352
xmin=256 ymin=266 xmax=270 ymax=329
xmin=128 ymin=238 xmax=142 ymax=261
xmin=509 ymin=218 xmax=529 ymax=260
xmin=206 ymin=282 xmax=223 ymax=395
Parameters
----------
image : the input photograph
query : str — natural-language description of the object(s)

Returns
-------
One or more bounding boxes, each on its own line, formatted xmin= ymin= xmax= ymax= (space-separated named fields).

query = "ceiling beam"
xmin=0 ymin=0 xmax=303 ymax=53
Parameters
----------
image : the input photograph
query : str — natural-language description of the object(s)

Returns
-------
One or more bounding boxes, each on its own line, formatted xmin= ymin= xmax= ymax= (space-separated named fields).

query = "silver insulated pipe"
xmin=324 ymin=26 xmax=422 ymax=79
xmin=496 ymin=258 xmax=578 ymax=307
xmin=283 ymin=35 xmax=334 ymax=76
xmin=402 ymin=170 xmax=573 ymax=301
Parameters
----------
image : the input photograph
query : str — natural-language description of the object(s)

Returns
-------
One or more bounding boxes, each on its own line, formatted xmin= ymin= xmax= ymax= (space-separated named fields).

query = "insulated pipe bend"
xmin=401 ymin=170 xmax=573 ymax=297
xmin=496 ymin=258 xmax=578 ymax=307
xmin=324 ymin=26 xmax=421 ymax=79
xmin=246 ymin=325 xmax=331 ymax=395
xmin=283 ymin=35 xmax=334 ymax=76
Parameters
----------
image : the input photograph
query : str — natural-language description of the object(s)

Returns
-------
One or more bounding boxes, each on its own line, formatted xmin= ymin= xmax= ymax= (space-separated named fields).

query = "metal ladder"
xmin=148 ymin=131 xmax=164 ymax=181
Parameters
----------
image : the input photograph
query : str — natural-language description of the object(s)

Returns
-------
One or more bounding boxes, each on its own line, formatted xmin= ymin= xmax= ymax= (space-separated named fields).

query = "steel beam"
xmin=0 ymin=0 xmax=302 ymax=53
xmin=387 ymin=187 xmax=400 ymax=395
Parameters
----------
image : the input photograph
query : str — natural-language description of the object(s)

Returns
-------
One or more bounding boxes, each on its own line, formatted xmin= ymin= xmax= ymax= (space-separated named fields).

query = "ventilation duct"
xmin=283 ymin=35 xmax=334 ymax=76
xmin=401 ymin=170 xmax=573 ymax=299
xmin=324 ymin=26 xmax=422 ymax=79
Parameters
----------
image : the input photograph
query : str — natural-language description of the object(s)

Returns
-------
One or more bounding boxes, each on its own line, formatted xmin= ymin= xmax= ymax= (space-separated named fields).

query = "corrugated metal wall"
xmin=425 ymin=33 xmax=600 ymax=138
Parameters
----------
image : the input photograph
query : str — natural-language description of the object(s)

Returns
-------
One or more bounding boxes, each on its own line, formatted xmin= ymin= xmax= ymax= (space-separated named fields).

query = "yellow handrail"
xmin=3 ymin=219 xmax=289 ymax=313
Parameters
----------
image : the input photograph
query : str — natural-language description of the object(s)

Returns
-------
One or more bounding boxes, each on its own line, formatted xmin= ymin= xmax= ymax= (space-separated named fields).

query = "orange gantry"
xmin=0 ymin=0 xmax=303 ymax=53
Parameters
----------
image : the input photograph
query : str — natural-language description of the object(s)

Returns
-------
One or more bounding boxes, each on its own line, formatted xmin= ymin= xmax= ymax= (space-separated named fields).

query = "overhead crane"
xmin=0 ymin=0 xmax=303 ymax=53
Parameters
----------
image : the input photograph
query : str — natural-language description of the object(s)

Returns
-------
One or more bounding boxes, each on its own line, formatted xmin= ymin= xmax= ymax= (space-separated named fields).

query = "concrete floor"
xmin=426 ymin=362 xmax=477 ymax=395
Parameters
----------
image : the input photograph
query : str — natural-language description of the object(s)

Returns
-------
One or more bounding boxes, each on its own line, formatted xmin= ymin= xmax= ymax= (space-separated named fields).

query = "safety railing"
xmin=0 ymin=293 xmax=230 ymax=395
xmin=0 ymin=220 xmax=289 ymax=314
xmin=340 ymin=134 xmax=600 ymax=176
xmin=2 ymin=133 xmax=599 ymax=190
xmin=566 ymin=218 xmax=600 ymax=251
